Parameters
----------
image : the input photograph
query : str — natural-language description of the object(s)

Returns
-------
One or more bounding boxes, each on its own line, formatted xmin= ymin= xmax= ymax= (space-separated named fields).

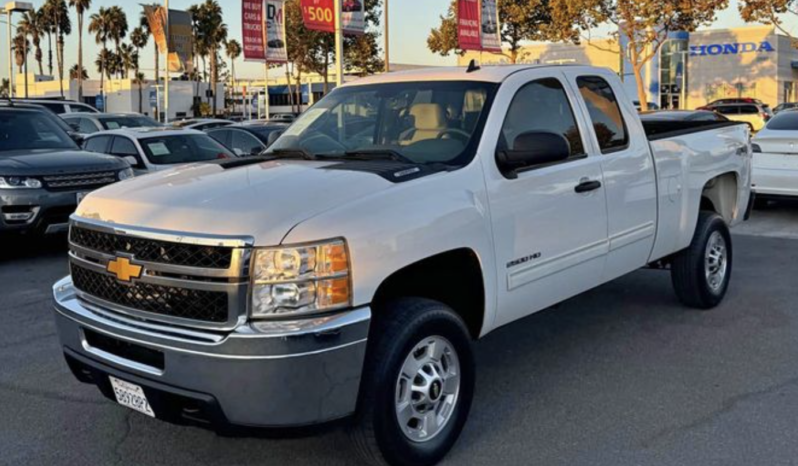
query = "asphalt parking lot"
xmin=2 ymin=201 xmax=798 ymax=466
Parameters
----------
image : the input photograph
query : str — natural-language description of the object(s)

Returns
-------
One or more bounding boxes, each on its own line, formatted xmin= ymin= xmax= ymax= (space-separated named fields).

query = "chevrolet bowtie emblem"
xmin=107 ymin=257 xmax=143 ymax=282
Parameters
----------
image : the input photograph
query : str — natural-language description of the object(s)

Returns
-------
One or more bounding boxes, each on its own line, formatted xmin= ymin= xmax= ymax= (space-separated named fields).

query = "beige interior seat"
xmin=400 ymin=103 xmax=447 ymax=145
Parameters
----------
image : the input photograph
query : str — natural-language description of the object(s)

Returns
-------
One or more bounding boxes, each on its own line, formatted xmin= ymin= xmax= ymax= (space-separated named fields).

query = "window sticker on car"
xmin=147 ymin=142 xmax=170 ymax=156
xmin=105 ymin=121 xmax=121 ymax=129
xmin=283 ymin=108 xmax=325 ymax=137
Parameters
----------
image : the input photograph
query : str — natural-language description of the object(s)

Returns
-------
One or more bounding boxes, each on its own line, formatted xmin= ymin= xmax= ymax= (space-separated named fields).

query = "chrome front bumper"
xmin=53 ymin=276 xmax=370 ymax=428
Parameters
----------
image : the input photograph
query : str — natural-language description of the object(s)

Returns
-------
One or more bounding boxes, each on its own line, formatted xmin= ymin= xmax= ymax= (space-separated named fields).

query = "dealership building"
xmin=460 ymin=26 xmax=798 ymax=109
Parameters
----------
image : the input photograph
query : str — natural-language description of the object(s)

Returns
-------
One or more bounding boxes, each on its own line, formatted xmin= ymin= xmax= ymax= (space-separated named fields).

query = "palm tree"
xmin=18 ymin=10 xmax=44 ymax=76
xmin=69 ymin=64 xmax=89 ymax=80
xmin=139 ymin=4 xmax=160 ymax=84
xmin=89 ymin=7 xmax=112 ymax=98
xmin=107 ymin=6 xmax=128 ymax=78
xmin=39 ymin=4 xmax=54 ymax=76
xmin=69 ymin=0 xmax=92 ymax=100
xmin=133 ymin=72 xmax=146 ymax=113
xmin=119 ymin=43 xmax=138 ymax=79
xmin=45 ymin=0 xmax=71 ymax=97
xmin=195 ymin=0 xmax=227 ymax=116
xmin=225 ymin=39 xmax=241 ymax=115
xmin=12 ymin=33 xmax=30 ymax=97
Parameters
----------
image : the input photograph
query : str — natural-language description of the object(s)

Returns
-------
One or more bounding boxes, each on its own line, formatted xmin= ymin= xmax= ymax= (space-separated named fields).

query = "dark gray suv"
xmin=0 ymin=106 xmax=133 ymax=235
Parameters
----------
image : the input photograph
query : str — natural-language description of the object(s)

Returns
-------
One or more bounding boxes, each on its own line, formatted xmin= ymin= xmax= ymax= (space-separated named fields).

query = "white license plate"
xmin=109 ymin=376 xmax=155 ymax=418
xmin=76 ymin=191 xmax=90 ymax=204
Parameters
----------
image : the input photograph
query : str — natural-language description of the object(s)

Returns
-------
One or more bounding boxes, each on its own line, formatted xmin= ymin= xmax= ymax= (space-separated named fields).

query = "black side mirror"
xmin=68 ymin=131 xmax=85 ymax=146
xmin=266 ymin=130 xmax=284 ymax=147
xmin=496 ymin=131 xmax=571 ymax=179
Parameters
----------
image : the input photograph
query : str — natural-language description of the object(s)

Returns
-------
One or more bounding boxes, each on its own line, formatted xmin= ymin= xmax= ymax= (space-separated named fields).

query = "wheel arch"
xmin=700 ymin=171 xmax=739 ymax=224
xmin=371 ymin=248 xmax=487 ymax=339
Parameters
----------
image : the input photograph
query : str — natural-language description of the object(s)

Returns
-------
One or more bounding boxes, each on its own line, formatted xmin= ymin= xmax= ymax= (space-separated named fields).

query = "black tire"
xmin=671 ymin=211 xmax=733 ymax=309
xmin=349 ymin=298 xmax=475 ymax=466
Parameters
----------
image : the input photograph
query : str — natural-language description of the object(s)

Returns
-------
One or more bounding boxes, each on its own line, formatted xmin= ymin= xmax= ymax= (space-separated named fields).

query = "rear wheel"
xmin=349 ymin=298 xmax=474 ymax=466
xmin=671 ymin=212 xmax=733 ymax=309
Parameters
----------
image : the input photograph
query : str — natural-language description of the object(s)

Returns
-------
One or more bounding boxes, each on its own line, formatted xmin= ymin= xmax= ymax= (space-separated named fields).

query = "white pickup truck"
xmin=53 ymin=65 xmax=752 ymax=466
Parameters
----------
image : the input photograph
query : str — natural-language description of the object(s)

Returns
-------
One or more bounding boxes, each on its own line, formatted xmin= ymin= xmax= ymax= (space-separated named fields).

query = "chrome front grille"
xmin=67 ymin=218 xmax=253 ymax=330
xmin=43 ymin=171 xmax=117 ymax=191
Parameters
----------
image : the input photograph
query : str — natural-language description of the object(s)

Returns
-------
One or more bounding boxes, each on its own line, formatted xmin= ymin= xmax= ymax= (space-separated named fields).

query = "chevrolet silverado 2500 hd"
xmin=53 ymin=65 xmax=752 ymax=466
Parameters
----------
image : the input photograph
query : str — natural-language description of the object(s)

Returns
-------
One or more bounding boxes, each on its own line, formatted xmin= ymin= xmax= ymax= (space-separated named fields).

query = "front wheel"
xmin=671 ymin=211 xmax=733 ymax=309
xmin=349 ymin=299 xmax=475 ymax=466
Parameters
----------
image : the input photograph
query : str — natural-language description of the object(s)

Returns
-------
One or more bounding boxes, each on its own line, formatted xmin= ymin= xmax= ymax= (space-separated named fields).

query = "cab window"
xmin=499 ymin=78 xmax=585 ymax=158
xmin=84 ymin=136 xmax=111 ymax=153
xmin=576 ymin=76 xmax=629 ymax=153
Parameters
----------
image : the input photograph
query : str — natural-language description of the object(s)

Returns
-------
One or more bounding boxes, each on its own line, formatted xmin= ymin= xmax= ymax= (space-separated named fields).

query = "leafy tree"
xmin=739 ymin=0 xmax=798 ymax=43
xmin=0 ymin=79 xmax=9 ymax=98
xmin=13 ymin=33 xmax=29 ymax=73
xmin=192 ymin=0 xmax=228 ymax=115
xmin=119 ymin=43 xmax=138 ymax=78
xmin=69 ymin=0 xmax=92 ymax=99
xmin=427 ymin=0 xmax=568 ymax=64
xmin=107 ymin=6 xmax=129 ymax=78
xmin=549 ymin=0 xmax=727 ymax=111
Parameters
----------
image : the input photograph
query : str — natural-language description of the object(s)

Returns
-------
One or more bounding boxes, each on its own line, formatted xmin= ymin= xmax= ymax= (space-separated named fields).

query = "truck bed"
xmin=642 ymin=120 xmax=747 ymax=141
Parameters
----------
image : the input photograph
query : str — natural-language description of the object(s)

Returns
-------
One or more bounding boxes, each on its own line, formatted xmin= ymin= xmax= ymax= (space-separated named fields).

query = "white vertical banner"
xmin=265 ymin=0 xmax=288 ymax=63
xmin=480 ymin=0 xmax=501 ymax=52
xmin=342 ymin=0 xmax=365 ymax=35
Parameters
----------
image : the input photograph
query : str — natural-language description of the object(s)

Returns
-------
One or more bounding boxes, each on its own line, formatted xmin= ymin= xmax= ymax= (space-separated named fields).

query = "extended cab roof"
xmin=345 ymin=64 xmax=581 ymax=87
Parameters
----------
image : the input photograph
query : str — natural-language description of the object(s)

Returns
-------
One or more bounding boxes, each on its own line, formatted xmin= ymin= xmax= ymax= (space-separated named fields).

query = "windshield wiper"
xmin=269 ymin=148 xmax=317 ymax=160
xmin=318 ymin=149 xmax=417 ymax=165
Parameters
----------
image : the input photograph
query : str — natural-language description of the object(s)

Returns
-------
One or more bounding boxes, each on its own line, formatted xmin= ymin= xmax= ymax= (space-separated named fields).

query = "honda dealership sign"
xmin=690 ymin=41 xmax=775 ymax=57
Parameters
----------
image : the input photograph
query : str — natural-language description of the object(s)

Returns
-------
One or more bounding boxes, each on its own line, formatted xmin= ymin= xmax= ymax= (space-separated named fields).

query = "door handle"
xmin=575 ymin=179 xmax=602 ymax=193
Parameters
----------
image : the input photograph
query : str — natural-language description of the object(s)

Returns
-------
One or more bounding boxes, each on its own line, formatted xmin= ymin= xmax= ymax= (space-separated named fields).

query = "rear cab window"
xmin=576 ymin=76 xmax=629 ymax=153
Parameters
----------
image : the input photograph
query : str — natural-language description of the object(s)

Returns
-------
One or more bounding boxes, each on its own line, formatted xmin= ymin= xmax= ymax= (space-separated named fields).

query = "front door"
xmin=481 ymin=70 xmax=609 ymax=327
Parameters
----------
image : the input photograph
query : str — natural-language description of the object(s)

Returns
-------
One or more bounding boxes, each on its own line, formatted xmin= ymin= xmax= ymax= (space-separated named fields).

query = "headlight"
xmin=118 ymin=168 xmax=135 ymax=181
xmin=250 ymin=239 xmax=351 ymax=318
xmin=0 ymin=176 xmax=42 ymax=189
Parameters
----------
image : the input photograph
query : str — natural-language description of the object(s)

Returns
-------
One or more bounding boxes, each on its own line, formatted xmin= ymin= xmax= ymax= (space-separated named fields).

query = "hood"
xmin=76 ymin=159 xmax=400 ymax=246
xmin=0 ymin=149 xmax=128 ymax=176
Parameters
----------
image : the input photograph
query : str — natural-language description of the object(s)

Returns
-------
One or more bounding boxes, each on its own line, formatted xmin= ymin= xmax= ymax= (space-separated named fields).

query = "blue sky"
xmin=0 ymin=0 xmax=787 ymax=81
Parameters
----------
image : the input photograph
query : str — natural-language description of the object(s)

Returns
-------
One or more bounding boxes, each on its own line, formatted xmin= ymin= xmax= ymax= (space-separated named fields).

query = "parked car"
xmin=640 ymin=110 xmax=729 ymax=122
xmin=707 ymin=103 xmax=770 ymax=132
xmin=54 ymin=65 xmax=751 ymax=466
xmin=62 ymin=113 xmax=162 ymax=134
xmin=81 ymin=127 xmax=237 ymax=175
xmin=269 ymin=113 xmax=297 ymax=123
xmin=773 ymin=102 xmax=798 ymax=114
xmin=206 ymin=122 xmax=287 ymax=156
xmin=633 ymin=100 xmax=660 ymax=111
xmin=751 ymin=110 xmax=798 ymax=200
xmin=0 ymin=106 xmax=131 ymax=235
xmin=172 ymin=118 xmax=234 ymax=131
xmin=10 ymin=98 xmax=99 ymax=115
xmin=1 ymin=101 xmax=88 ymax=143
xmin=705 ymin=97 xmax=768 ymax=108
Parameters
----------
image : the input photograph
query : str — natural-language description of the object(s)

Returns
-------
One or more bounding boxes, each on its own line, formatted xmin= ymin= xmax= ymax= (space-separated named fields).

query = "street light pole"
xmin=164 ymin=0 xmax=170 ymax=123
xmin=384 ymin=0 xmax=389 ymax=73
xmin=5 ymin=9 xmax=12 ymax=97
xmin=333 ymin=0 xmax=343 ymax=88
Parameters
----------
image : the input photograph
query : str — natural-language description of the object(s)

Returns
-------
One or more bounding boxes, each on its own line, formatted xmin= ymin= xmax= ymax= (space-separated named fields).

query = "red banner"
xmin=243 ymin=0 xmax=266 ymax=62
xmin=302 ymin=0 xmax=334 ymax=33
xmin=301 ymin=0 xmax=366 ymax=35
xmin=457 ymin=0 xmax=481 ymax=52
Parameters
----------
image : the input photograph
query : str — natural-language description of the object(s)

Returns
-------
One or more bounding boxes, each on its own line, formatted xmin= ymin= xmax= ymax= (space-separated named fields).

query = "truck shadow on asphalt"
xmin=0 ymin=233 xmax=68 ymax=262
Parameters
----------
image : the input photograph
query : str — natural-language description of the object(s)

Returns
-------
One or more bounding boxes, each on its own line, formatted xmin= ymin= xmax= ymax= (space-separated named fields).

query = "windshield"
xmin=247 ymin=126 xmax=284 ymax=142
xmin=268 ymin=81 xmax=497 ymax=165
xmin=0 ymin=110 xmax=78 ymax=152
xmin=765 ymin=111 xmax=798 ymax=130
xmin=139 ymin=134 xmax=235 ymax=165
xmin=100 ymin=115 xmax=162 ymax=130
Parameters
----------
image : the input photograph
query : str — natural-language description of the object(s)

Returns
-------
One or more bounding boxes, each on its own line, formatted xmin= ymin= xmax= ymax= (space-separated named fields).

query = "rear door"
xmin=565 ymin=71 xmax=658 ymax=281
xmin=481 ymin=69 xmax=609 ymax=327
